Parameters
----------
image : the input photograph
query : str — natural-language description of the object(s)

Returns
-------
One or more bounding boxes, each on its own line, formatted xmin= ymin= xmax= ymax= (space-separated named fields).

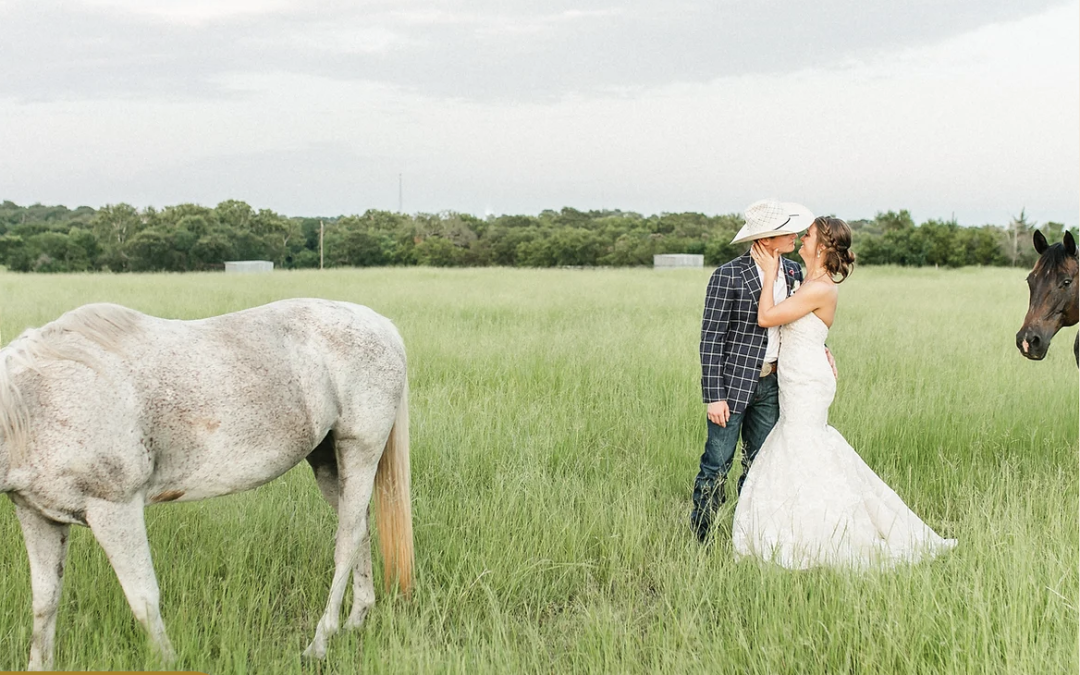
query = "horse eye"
xmin=1065 ymin=279 xmax=1073 ymax=286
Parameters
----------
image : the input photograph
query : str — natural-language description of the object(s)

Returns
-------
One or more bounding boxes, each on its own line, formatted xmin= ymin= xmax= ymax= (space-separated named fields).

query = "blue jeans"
xmin=690 ymin=372 xmax=780 ymax=535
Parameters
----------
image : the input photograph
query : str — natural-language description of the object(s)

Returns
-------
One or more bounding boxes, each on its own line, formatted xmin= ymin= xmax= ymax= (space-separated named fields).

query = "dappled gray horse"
xmin=0 ymin=298 xmax=414 ymax=670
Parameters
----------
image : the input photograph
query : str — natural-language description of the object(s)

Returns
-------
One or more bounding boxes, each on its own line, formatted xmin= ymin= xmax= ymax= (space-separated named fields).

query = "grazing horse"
xmin=1016 ymin=230 xmax=1079 ymax=365
xmin=0 ymin=298 xmax=414 ymax=671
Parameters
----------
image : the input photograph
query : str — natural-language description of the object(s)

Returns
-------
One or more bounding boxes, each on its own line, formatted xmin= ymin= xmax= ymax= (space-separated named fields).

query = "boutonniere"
xmin=786 ymin=267 xmax=799 ymax=295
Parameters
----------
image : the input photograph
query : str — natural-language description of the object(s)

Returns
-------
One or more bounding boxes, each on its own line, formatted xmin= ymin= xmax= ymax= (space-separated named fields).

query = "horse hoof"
xmin=345 ymin=608 xmax=370 ymax=631
xmin=152 ymin=640 xmax=177 ymax=665
xmin=301 ymin=643 xmax=327 ymax=661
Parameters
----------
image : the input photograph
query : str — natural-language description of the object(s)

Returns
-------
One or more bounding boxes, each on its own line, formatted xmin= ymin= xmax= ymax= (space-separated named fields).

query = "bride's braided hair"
xmin=814 ymin=216 xmax=856 ymax=283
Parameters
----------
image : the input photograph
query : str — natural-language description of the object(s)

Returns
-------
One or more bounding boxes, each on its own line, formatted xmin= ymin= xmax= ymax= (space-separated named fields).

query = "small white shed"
xmin=225 ymin=260 xmax=274 ymax=274
xmin=653 ymin=254 xmax=704 ymax=270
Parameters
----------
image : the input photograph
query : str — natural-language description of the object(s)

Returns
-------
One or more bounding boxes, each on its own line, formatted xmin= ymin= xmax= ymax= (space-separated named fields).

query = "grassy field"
xmin=0 ymin=265 xmax=1076 ymax=674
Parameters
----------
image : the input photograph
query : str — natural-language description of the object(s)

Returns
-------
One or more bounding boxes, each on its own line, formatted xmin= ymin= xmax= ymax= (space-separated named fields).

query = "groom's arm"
xmin=700 ymin=268 xmax=734 ymax=407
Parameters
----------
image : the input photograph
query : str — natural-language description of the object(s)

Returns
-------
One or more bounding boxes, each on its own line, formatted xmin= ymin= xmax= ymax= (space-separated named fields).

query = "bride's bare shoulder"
xmin=798 ymin=278 xmax=836 ymax=297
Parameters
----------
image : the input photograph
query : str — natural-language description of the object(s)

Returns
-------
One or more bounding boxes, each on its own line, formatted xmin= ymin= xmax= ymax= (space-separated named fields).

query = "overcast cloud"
xmin=1 ymin=0 xmax=1077 ymax=226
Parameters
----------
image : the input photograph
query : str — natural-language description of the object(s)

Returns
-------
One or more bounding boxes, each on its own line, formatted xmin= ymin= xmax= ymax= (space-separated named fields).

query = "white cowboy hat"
xmin=730 ymin=199 xmax=815 ymax=244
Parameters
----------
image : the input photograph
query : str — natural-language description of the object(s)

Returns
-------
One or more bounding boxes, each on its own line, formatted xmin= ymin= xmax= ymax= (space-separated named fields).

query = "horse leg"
xmin=344 ymin=523 xmax=375 ymax=630
xmin=84 ymin=495 xmax=176 ymax=664
xmin=303 ymin=436 xmax=381 ymax=660
xmin=306 ymin=431 xmax=375 ymax=632
xmin=14 ymin=504 xmax=71 ymax=672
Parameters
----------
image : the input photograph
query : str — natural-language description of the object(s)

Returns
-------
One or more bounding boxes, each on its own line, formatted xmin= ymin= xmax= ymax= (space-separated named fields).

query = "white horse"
xmin=0 ymin=298 xmax=414 ymax=671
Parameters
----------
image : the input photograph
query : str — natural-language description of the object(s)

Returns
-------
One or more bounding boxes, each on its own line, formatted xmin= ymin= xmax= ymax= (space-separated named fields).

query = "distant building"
xmin=653 ymin=254 xmax=704 ymax=270
xmin=225 ymin=260 xmax=274 ymax=273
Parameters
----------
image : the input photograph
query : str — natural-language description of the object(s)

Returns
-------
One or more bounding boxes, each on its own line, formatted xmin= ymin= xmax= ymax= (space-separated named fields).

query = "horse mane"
xmin=39 ymin=303 xmax=143 ymax=355
xmin=1036 ymin=242 xmax=1078 ymax=274
xmin=0 ymin=304 xmax=144 ymax=466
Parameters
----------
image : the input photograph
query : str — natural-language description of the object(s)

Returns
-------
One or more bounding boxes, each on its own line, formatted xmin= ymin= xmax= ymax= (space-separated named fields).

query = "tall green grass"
xmin=0 ymin=266 xmax=1075 ymax=673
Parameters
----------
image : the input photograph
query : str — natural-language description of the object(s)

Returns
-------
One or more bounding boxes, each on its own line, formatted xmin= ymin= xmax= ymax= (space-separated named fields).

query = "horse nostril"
xmin=1029 ymin=335 xmax=1040 ymax=347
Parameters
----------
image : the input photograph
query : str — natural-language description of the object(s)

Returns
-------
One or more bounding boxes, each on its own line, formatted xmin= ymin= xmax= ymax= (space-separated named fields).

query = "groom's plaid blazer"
xmin=700 ymin=252 xmax=803 ymax=415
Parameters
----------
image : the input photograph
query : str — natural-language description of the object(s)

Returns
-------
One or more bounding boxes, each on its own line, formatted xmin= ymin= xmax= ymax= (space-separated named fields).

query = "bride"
xmin=732 ymin=216 xmax=957 ymax=569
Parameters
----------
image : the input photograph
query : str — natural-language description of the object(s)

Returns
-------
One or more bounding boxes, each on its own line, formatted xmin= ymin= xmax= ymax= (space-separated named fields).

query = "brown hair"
xmin=814 ymin=216 xmax=855 ymax=283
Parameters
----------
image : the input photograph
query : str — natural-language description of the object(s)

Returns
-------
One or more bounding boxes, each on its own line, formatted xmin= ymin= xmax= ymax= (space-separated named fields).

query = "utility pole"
xmin=319 ymin=220 xmax=324 ymax=270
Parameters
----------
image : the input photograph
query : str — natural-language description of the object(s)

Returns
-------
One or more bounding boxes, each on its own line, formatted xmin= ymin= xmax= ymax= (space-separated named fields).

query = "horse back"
xmin=5 ymin=299 xmax=407 ymax=510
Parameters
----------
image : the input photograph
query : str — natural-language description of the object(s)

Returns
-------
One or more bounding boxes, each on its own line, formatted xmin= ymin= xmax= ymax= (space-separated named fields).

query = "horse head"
xmin=1016 ymin=230 xmax=1079 ymax=362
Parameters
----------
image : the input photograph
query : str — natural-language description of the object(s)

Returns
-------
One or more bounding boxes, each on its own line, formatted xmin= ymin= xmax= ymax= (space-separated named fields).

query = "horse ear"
xmin=1064 ymin=230 xmax=1077 ymax=257
xmin=1032 ymin=230 xmax=1048 ymax=254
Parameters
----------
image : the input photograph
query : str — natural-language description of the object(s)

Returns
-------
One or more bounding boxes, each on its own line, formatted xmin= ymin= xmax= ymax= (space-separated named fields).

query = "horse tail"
xmin=374 ymin=378 xmax=414 ymax=597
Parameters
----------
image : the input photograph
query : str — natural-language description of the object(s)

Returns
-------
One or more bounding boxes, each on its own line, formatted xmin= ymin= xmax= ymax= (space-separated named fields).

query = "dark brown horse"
xmin=1016 ymin=230 xmax=1078 ymax=365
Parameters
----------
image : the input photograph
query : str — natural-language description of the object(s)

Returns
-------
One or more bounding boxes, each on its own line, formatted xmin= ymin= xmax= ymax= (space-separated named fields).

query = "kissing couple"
xmin=690 ymin=198 xmax=957 ymax=569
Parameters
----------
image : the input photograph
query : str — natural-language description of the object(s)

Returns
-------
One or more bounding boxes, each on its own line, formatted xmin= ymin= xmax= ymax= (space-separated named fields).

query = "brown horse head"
xmin=1016 ymin=230 xmax=1078 ymax=362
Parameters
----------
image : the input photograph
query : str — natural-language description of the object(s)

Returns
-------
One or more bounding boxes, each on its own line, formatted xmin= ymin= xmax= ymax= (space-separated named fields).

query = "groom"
xmin=690 ymin=199 xmax=814 ymax=543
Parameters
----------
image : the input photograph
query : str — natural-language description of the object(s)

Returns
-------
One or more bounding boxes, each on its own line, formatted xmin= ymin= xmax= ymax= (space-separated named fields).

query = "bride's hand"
xmin=750 ymin=241 xmax=779 ymax=274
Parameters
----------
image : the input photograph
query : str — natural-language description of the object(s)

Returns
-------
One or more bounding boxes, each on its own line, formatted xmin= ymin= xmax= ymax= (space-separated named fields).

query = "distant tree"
xmin=290 ymin=249 xmax=320 ymax=269
xmin=91 ymin=203 xmax=143 ymax=248
xmin=0 ymin=234 xmax=25 ymax=268
xmin=125 ymin=228 xmax=179 ymax=271
xmin=91 ymin=203 xmax=144 ymax=270
xmin=176 ymin=215 xmax=211 ymax=238
xmin=546 ymin=227 xmax=603 ymax=266
xmin=0 ymin=201 xmax=23 ymax=232
xmin=920 ymin=219 xmax=962 ymax=268
xmin=1041 ymin=221 xmax=1066 ymax=243
xmin=515 ymin=237 xmax=554 ymax=267
xmin=67 ymin=228 xmax=101 ymax=271
xmin=954 ymin=225 xmax=1007 ymax=266
xmin=602 ymin=233 xmax=653 ymax=266
xmin=493 ymin=214 xmax=536 ymax=230
xmin=1004 ymin=209 xmax=1037 ymax=267
xmin=3 ymin=230 xmax=96 ymax=272
xmin=190 ymin=231 xmax=235 ymax=270
xmin=214 ymin=200 xmax=255 ymax=231
xmin=413 ymin=212 xmax=478 ymax=248
xmin=413 ymin=236 xmax=461 ymax=267
xmin=232 ymin=230 xmax=276 ymax=262
xmin=552 ymin=207 xmax=590 ymax=229
xmin=704 ymin=238 xmax=744 ymax=266
xmin=338 ymin=230 xmax=394 ymax=267
xmin=872 ymin=210 xmax=927 ymax=266
xmin=25 ymin=232 xmax=70 ymax=272
xmin=483 ymin=225 xmax=539 ymax=266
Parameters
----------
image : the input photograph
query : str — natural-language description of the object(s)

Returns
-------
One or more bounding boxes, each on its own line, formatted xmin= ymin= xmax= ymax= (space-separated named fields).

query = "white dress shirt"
xmin=756 ymin=261 xmax=788 ymax=364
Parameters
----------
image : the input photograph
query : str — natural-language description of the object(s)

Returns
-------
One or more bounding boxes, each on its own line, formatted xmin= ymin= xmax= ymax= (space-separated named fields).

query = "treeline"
xmin=0 ymin=200 xmax=1072 ymax=273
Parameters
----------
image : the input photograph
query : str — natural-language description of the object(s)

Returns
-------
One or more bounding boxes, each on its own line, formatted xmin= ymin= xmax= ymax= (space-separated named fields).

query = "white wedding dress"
xmin=732 ymin=312 xmax=957 ymax=569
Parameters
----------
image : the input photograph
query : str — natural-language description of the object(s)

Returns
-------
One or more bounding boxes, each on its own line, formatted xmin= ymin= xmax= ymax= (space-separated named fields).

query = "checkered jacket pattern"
xmin=700 ymin=253 xmax=803 ymax=414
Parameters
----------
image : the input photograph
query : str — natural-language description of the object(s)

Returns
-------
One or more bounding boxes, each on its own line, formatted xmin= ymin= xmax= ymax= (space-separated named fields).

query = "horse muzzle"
xmin=1016 ymin=329 xmax=1049 ymax=360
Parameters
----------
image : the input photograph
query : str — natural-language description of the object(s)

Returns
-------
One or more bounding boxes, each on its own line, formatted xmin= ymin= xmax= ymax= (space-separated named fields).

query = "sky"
xmin=1 ymin=0 xmax=1077 ymax=227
